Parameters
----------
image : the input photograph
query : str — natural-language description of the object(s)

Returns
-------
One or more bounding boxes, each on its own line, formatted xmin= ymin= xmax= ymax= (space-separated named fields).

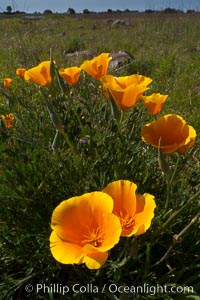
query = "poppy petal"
xmin=83 ymin=251 xmax=108 ymax=269
xmin=131 ymin=193 xmax=156 ymax=236
xmin=141 ymin=93 xmax=168 ymax=115
xmin=103 ymin=180 xmax=137 ymax=216
xmin=81 ymin=53 xmax=111 ymax=80
xmin=50 ymin=231 xmax=84 ymax=264
xmin=24 ymin=61 xmax=52 ymax=86
xmin=59 ymin=66 xmax=81 ymax=85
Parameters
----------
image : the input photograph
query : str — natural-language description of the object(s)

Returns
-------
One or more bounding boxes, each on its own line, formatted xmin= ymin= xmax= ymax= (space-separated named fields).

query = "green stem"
xmin=175 ymin=212 xmax=199 ymax=238
xmin=40 ymin=89 xmax=79 ymax=164
xmin=69 ymin=97 xmax=86 ymax=135
xmin=144 ymin=243 xmax=151 ymax=279
xmin=51 ymin=130 xmax=59 ymax=153
xmin=165 ymin=152 xmax=180 ymax=210
xmin=152 ymin=213 xmax=199 ymax=267
xmin=165 ymin=176 xmax=171 ymax=210
xmin=154 ymin=184 xmax=200 ymax=238
xmin=109 ymin=90 xmax=123 ymax=124
xmin=62 ymin=131 xmax=79 ymax=164
xmin=170 ymin=153 xmax=180 ymax=186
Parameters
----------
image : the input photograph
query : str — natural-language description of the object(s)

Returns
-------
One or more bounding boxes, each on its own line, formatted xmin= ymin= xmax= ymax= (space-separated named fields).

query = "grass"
xmin=0 ymin=12 xmax=200 ymax=300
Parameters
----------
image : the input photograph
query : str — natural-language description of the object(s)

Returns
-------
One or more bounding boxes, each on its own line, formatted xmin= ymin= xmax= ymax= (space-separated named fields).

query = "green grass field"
xmin=0 ymin=12 xmax=199 ymax=300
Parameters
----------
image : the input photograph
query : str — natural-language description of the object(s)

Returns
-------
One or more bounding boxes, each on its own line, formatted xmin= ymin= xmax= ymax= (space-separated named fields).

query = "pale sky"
xmin=0 ymin=0 xmax=199 ymax=13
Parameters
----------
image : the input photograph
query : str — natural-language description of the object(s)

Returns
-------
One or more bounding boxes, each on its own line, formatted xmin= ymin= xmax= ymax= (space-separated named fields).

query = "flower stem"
xmin=40 ymin=89 xmax=79 ymax=164
xmin=62 ymin=131 xmax=79 ymax=163
xmin=109 ymin=91 xmax=122 ymax=124
xmin=170 ymin=152 xmax=180 ymax=186
xmin=152 ymin=212 xmax=199 ymax=267
xmin=154 ymin=184 xmax=200 ymax=238
xmin=165 ymin=152 xmax=180 ymax=210
xmin=144 ymin=242 xmax=151 ymax=279
xmin=51 ymin=130 xmax=59 ymax=153
xmin=165 ymin=176 xmax=171 ymax=210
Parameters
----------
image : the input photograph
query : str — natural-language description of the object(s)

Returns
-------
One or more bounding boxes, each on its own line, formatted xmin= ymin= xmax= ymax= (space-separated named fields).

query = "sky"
xmin=0 ymin=0 xmax=199 ymax=13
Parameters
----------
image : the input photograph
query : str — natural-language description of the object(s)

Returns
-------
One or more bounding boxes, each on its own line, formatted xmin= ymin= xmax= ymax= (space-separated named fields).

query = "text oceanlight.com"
xmin=25 ymin=283 xmax=194 ymax=296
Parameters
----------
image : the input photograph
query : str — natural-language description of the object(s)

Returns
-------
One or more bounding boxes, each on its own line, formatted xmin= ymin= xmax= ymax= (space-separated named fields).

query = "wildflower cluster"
xmin=6 ymin=52 xmax=196 ymax=156
xmin=50 ymin=180 xmax=156 ymax=269
xmin=1 ymin=52 xmax=197 ymax=272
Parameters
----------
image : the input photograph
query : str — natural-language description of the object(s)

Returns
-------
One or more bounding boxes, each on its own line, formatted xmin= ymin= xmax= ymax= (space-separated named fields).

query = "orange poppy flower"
xmin=80 ymin=53 xmax=112 ymax=80
xmin=3 ymin=78 xmax=12 ymax=88
xmin=141 ymin=93 xmax=168 ymax=115
xmin=1 ymin=113 xmax=14 ymax=128
xmin=141 ymin=114 xmax=196 ymax=154
xmin=103 ymin=180 xmax=156 ymax=237
xmin=16 ymin=68 xmax=26 ymax=78
xmin=101 ymin=74 xmax=152 ymax=110
xmin=24 ymin=61 xmax=52 ymax=86
xmin=50 ymin=192 xmax=122 ymax=269
xmin=59 ymin=66 xmax=81 ymax=85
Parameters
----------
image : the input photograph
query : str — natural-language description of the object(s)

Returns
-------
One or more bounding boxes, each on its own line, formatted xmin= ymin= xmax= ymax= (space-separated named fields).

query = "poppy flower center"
xmin=119 ymin=212 xmax=135 ymax=230
xmin=82 ymin=226 xmax=105 ymax=248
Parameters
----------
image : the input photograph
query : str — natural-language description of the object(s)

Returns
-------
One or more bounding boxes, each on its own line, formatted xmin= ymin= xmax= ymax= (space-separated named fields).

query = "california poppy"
xmin=3 ymin=78 xmax=12 ymax=88
xmin=50 ymin=192 xmax=121 ymax=269
xmin=141 ymin=114 xmax=196 ymax=154
xmin=24 ymin=61 xmax=52 ymax=86
xmin=16 ymin=68 xmax=26 ymax=78
xmin=103 ymin=180 xmax=156 ymax=237
xmin=101 ymin=74 xmax=152 ymax=110
xmin=1 ymin=113 xmax=14 ymax=128
xmin=141 ymin=93 xmax=168 ymax=115
xmin=59 ymin=66 xmax=81 ymax=85
xmin=81 ymin=53 xmax=111 ymax=80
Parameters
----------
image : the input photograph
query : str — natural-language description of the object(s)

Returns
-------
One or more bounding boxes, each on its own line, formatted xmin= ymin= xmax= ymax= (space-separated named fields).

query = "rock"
xmin=64 ymin=50 xmax=95 ymax=60
xmin=109 ymin=51 xmax=134 ymax=69
xmin=111 ymin=19 xmax=128 ymax=27
xmin=64 ymin=50 xmax=134 ymax=70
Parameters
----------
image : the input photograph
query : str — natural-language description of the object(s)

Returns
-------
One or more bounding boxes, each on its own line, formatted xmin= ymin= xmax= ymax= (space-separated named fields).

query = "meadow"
xmin=0 ymin=12 xmax=199 ymax=299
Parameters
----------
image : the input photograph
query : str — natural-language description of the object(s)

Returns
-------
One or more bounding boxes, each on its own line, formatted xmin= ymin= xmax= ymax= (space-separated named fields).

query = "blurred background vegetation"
xmin=0 ymin=12 xmax=199 ymax=299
